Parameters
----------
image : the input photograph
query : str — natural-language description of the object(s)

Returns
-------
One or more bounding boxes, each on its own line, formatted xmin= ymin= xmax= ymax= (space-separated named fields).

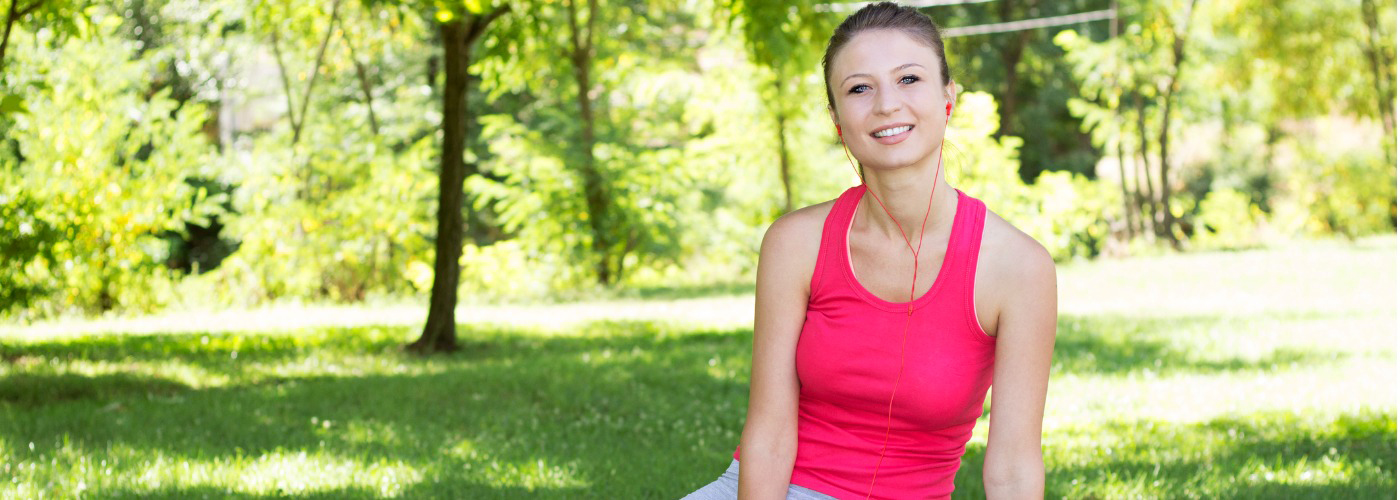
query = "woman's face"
xmin=828 ymin=29 xmax=954 ymax=174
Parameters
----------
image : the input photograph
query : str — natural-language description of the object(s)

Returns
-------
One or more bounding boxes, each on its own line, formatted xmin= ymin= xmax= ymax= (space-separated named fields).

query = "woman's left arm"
xmin=982 ymin=240 xmax=1058 ymax=499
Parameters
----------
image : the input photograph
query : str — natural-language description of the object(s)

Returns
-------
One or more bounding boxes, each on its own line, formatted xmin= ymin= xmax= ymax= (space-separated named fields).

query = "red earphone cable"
xmin=838 ymin=115 xmax=948 ymax=500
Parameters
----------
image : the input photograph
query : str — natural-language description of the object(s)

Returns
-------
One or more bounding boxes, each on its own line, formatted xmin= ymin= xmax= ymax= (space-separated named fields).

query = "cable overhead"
xmin=816 ymin=3 xmax=1119 ymax=38
xmin=817 ymin=0 xmax=996 ymax=13
xmin=942 ymin=9 xmax=1118 ymax=37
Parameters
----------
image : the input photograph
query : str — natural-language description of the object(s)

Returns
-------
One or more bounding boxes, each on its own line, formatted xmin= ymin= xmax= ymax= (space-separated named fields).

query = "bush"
xmin=0 ymin=23 xmax=220 ymax=317
xmin=1275 ymin=143 xmax=1396 ymax=239
xmin=1193 ymin=188 xmax=1265 ymax=250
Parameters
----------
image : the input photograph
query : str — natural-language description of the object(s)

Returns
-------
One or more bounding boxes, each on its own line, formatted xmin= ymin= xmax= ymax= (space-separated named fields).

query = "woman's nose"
xmin=873 ymin=87 xmax=902 ymax=115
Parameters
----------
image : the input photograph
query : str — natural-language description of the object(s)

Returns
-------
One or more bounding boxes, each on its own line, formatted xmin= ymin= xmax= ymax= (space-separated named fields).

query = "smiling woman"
xmin=682 ymin=3 xmax=1057 ymax=500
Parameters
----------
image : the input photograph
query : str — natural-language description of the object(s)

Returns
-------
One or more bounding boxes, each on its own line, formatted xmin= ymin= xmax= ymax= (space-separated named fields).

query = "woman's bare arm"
xmin=982 ymin=234 xmax=1058 ymax=499
xmin=738 ymin=208 xmax=823 ymax=500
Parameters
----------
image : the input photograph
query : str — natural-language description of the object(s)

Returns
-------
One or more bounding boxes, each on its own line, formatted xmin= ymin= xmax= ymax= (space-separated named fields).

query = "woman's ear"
xmin=829 ymin=107 xmax=840 ymax=135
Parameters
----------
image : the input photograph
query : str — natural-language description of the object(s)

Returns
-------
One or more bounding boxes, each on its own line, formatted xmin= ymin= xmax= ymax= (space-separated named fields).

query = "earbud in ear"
xmin=836 ymin=125 xmax=842 ymax=137
xmin=946 ymin=102 xmax=952 ymax=115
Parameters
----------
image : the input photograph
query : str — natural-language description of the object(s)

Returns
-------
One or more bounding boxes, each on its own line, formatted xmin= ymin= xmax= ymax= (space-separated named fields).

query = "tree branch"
xmin=269 ymin=28 xmax=301 ymax=140
xmin=15 ymin=0 xmax=42 ymax=17
xmin=293 ymin=0 xmax=343 ymax=145
xmin=340 ymin=7 xmax=378 ymax=135
xmin=565 ymin=0 xmax=582 ymax=61
xmin=344 ymin=34 xmax=379 ymax=135
xmin=465 ymin=4 xmax=510 ymax=46
xmin=1 ymin=0 xmax=20 ymax=76
xmin=0 ymin=0 xmax=42 ymax=76
xmin=585 ymin=0 xmax=597 ymax=56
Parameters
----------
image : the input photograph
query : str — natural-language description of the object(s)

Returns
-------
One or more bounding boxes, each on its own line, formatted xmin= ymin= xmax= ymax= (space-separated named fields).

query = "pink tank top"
xmin=735 ymin=185 xmax=995 ymax=500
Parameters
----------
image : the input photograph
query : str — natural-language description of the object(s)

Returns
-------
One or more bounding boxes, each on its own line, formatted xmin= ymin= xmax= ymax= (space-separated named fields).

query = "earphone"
xmin=836 ymin=97 xmax=952 ymax=500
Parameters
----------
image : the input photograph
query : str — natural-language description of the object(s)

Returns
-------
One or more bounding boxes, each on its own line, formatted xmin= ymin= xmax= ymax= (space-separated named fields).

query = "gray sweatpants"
xmin=681 ymin=460 xmax=838 ymax=500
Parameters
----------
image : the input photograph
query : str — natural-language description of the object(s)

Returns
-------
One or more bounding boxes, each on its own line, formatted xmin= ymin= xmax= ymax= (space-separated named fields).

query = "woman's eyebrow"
xmin=840 ymin=63 xmax=927 ymax=85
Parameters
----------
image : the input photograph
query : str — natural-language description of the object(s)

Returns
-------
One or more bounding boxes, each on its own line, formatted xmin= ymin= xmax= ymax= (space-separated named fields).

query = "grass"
xmin=0 ymin=235 xmax=1395 ymax=498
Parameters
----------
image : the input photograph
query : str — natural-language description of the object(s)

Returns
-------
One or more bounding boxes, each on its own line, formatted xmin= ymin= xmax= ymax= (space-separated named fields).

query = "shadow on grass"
xmin=2 ymin=321 xmax=750 ymax=498
xmin=954 ymin=412 xmax=1398 ymax=499
xmin=1053 ymin=313 xmax=1347 ymax=376
xmin=1 ymin=311 xmax=1380 ymax=498
xmin=0 ymin=372 xmax=190 ymax=405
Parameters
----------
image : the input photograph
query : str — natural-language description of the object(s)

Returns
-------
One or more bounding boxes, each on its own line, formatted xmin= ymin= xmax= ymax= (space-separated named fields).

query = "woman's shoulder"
xmin=978 ymin=206 xmax=1056 ymax=291
xmin=758 ymin=197 xmax=842 ymax=285
xmin=767 ymin=198 xmax=840 ymax=240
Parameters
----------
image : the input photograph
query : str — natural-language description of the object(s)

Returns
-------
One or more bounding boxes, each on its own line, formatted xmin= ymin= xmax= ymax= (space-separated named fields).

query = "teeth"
xmin=874 ymin=125 xmax=911 ymax=138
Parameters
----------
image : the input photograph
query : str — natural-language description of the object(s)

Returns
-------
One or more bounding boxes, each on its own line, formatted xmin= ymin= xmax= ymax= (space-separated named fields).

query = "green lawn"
xmin=1 ymin=236 xmax=1395 ymax=498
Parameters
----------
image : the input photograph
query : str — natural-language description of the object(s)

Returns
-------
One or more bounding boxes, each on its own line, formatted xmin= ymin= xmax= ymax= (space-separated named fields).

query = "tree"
xmin=1153 ymin=0 xmax=1197 ymax=249
xmin=410 ymin=2 xmax=509 ymax=353
xmin=470 ymin=0 xmax=709 ymax=287
xmin=724 ymin=0 xmax=825 ymax=214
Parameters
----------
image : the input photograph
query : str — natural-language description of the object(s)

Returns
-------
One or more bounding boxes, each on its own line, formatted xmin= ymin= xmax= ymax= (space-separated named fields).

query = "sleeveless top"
xmin=734 ymin=185 xmax=996 ymax=500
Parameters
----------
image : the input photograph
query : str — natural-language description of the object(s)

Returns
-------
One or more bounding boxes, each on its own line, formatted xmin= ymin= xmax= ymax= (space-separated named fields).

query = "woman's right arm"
xmin=738 ymin=212 xmax=819 ymax=500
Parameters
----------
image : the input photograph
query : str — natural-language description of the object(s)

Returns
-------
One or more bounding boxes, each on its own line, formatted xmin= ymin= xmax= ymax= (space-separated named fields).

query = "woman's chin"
xmin=857 ymin=153 xmax=933 ymax=173
xmin=856 ymin=142 xmax=942 ymax=173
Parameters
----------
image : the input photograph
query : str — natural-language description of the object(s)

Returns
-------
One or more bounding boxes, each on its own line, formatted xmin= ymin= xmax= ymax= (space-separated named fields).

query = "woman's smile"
xmin=871 ymin=124 xmax=915 ymax=144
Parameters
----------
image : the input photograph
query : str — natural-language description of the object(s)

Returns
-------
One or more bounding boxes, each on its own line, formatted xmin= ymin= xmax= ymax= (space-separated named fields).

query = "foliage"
xmin=186 ymin=0 xmax=444 ymax=306
xmin=0 ymin=191 xmax=64 ymax=313
xmin=1282 ymin=145 xmax=1397 ymax=240
xmin=936 ymin=0 xmax=1116 ymax=181
xmin=0 ymin=0 xmax=1395 ymax=316
xmin=1192 ymin=188 xmax=1264 ymax=250
xmin=1 ymin=16 xmax=219 ymax=316
xmin=468 ymin=0 xmax=726 ymax=288
xmin=947 ymin=91 xmax=1113 ymax=260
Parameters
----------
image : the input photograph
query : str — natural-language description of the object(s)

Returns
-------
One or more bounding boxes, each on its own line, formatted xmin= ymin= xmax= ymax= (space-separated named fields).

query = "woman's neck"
xmin=858 ymin=161 xmax=956 ymax=246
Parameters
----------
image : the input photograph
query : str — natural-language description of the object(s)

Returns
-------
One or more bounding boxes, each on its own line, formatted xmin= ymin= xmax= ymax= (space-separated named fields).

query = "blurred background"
xmin=0 ymin=0 xmax=1395 ymax=497
xmin=0 ymin=0 xmax=1392 ymax=320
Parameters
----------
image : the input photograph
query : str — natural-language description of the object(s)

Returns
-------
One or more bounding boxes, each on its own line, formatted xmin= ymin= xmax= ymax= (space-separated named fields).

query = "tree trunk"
xmin=412 ymin=20 xmax=471 ymax=354
xmin=1116 ymin=133 xmax=1137 ymax=239
xmin=410 ymin=5 xmax=509 ymax=354
xmin=1134 ymin=92 xmax=1160 ymax=237
xmin=567 ymin=0 xmax=612 ymax=285
xmin=1360 ymin=0 xmax=1396 ymax=163
xmin=1156 ymin=0 xmax=1197 ymax=250
xmin=775 ymin=79 xmax=793 ymax=214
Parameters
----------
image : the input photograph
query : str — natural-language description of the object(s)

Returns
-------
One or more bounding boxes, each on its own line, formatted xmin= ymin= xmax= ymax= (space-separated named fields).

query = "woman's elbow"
xmin=982 ymin=454 xmax=1044 ymax=499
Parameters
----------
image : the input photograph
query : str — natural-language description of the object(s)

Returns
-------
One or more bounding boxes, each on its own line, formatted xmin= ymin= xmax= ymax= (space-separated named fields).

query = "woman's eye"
xmin=848 ymin=84 xmax=870 ymax=94
xmin=900 ymin=75 xmax=921 ymax=84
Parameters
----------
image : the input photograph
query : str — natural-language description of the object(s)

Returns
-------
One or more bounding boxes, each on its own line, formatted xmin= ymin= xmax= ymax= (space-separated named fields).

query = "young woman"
xmin=684 ymin=3 xmax=1056 ymax=499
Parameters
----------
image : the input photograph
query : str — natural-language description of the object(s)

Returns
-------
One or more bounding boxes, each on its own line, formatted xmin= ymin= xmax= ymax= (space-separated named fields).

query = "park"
xmin=1 ymin=0 xmax=1395 ymax=498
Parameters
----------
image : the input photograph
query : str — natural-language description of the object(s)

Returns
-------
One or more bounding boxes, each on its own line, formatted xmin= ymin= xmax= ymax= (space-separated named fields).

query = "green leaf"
xmin=0 ymin=94 xmax=26 ymax=115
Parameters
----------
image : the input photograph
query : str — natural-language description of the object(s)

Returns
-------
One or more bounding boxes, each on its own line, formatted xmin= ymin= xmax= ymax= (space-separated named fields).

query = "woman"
xmin=684 ymin=3 xmax=1056 ymax=499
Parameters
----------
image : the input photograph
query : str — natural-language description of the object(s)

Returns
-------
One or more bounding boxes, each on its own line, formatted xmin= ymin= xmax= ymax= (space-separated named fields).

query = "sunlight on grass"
xmin=1 ymin=239 xmax=1394 ymax=498
xmin=0 ymin=442 xmax=423 ymax=498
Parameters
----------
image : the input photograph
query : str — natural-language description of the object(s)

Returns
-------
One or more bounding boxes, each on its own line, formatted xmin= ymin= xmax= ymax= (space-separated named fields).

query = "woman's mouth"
xmin=871 ymin=125 xmax=913 ymax=145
